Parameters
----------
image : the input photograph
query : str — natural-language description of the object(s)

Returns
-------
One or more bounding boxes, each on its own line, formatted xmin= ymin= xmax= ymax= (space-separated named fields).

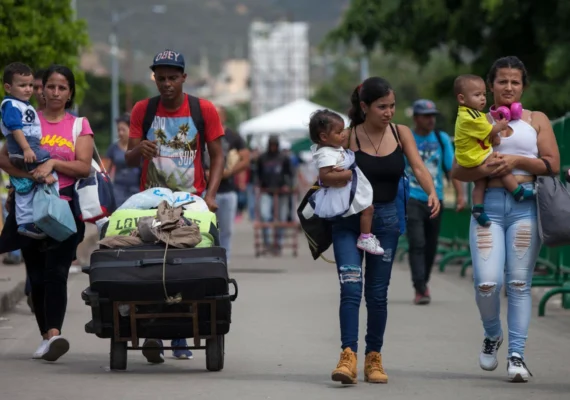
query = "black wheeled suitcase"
xmin=88 ymin=245 xmax=229 ymax=301
xmin=82 ymin=244 xmax=238 ymax=340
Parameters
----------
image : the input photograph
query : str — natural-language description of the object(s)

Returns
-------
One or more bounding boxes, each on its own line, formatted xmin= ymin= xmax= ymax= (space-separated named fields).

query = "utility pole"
xmin=71 ymin=0 xmax=79 ymax=115
xmin=109 ymin=5 xmax=167 ymax=143
xmin=360 ymin=53 xmax=369 ymax=82
xmin=110 ymin=11 xmax=120 ymax=143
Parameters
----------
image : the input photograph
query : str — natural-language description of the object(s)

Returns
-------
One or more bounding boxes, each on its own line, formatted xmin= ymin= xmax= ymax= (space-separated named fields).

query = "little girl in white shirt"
xmin=309 ymin=110 xmax=384 ymax=255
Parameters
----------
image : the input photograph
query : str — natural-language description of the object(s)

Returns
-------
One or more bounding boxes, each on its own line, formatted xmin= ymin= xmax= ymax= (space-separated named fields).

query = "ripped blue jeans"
xmin=331 ymin=201 xmax=400 ymax=354
xmin=469 ymin=183 xmax=541 ymax=359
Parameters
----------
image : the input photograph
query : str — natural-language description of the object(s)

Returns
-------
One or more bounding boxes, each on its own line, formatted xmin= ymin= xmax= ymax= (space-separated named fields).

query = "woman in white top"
xmin=451 ymin=56 xmax=560 ymax=382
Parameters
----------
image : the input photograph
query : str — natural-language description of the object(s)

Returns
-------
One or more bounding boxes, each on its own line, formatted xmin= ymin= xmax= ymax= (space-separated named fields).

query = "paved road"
xmin=1 ymin=222 xmax=569 ymax=400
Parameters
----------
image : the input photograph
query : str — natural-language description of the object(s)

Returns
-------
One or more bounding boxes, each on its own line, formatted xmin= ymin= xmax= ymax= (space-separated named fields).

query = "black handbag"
xmin=296 ymin=182 xmax=335 ymax=262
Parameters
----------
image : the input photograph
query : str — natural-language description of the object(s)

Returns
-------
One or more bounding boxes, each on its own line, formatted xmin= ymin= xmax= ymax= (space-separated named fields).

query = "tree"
xmin=311 ymin=48 xmax=465 ymax=133
xmin=0 ymin=0 xmax=89 ymax=103
xmin=79 ymin=73 xmax=150 ymax=152
xmin=311 ymin=60 xmax=361 ymax=115
xmin=326 ymin=0 xmax=570 ymax=119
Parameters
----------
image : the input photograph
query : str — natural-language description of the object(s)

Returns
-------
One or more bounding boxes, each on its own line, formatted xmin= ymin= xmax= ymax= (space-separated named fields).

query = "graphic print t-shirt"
xmin=404 ymin=130 xmax=454 ymax=202
xmin=129 ymin=96 xmax=224 ymax=195
xmin=39 ymin=112 xmax=93 ymax=193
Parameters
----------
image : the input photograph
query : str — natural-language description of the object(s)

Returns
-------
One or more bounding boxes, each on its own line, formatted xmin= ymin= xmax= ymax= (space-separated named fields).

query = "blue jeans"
xmin=469 ymin=183 xmax=541 ymax=359
xmin=7 ymin=135 xmax=50 ymax=172
xmin=215 ymin=191 xmax=238 ymax=261
xmin=246 ymin=184 xmax=256 ymax=221
xmin=113 ymin=184 xmax=139 ymax=208
xmin=331 ymin=201 xmax=400 ymax=354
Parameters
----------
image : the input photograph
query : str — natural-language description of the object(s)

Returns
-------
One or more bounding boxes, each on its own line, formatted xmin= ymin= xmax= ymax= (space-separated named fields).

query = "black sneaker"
xmin=142 ymin=339 xmax=165 ymax=364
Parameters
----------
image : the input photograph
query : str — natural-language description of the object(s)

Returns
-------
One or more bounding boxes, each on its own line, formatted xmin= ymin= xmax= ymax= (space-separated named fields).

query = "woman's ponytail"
xmin=347 ymin=77 xmax=393 ymax=128
xmin=348 ymin=84 xmax=364 ymax=128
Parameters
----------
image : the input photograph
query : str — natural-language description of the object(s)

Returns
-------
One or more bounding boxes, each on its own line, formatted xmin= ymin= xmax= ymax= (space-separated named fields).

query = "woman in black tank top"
xmin=323 ymin=77 xmax=440 ymax=385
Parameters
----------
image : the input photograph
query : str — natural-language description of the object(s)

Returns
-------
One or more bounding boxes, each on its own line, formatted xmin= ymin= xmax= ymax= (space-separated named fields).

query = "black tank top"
xmin=354 ymin=124 xmax=405 ymax=203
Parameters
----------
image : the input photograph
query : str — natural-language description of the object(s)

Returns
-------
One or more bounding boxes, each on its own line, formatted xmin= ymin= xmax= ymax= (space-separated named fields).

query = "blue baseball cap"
xmin=150 ymin=49 xmax=185 ymax=71
xmin=412 ymin=99 xmax=439 ymax=115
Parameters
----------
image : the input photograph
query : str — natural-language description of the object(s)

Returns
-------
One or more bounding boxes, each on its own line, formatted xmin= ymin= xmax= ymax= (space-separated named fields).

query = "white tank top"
xmin=492 ymin=117 xmax=538 ymax=176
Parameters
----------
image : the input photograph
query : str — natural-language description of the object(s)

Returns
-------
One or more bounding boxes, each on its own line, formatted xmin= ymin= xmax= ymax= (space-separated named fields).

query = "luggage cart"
xmin=252 ymin=188 xmax=299 ymax=258
xmin=81 ymin=246 xmax=238 ymax=372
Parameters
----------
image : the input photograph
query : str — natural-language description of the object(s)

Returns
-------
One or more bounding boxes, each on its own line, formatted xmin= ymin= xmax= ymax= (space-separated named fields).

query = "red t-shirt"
xmin=130 ymin=96 xmax=223 ymax=195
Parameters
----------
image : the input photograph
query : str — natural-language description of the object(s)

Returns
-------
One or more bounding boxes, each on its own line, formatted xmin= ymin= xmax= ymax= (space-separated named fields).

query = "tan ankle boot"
xmin=364 ymin=352 xmax=388 ymax=383
xmin=331 ymin=347 xmax=358 ymax=384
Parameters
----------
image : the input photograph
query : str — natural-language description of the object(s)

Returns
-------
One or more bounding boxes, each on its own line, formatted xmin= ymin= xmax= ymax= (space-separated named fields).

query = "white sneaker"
xmin=356 ymin=235 xmax=384 ymax=255
xmin=479 ymin=335 xmax=503 ymax=371
xmin=41 ymin=336 xmax=70 ymax=362
xmin=507 ymin=352 xmax=532 ymax=382
xmin=32 ymin=340 xmax=49 ymax=359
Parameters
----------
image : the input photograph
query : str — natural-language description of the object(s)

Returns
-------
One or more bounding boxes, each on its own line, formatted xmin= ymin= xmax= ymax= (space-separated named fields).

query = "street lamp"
xmin=109 ymin=5 xmax=166 ymax=143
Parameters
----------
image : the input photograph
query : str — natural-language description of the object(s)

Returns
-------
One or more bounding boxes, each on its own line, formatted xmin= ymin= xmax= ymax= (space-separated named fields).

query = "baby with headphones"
xmin=453 ymin=74 xmax=535 ymax=227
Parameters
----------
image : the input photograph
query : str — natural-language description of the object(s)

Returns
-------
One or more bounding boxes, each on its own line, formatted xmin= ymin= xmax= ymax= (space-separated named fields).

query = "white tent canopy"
xmin=238 ymin=99 xmax=350 ymax=137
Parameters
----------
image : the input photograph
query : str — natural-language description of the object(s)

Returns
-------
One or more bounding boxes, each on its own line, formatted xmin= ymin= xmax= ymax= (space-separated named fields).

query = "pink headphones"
xmin=489 ymin=102 xmax=523 ymax=121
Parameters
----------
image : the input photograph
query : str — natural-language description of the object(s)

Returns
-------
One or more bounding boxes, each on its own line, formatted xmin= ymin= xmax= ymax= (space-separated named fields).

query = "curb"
xmin=0 ymin=279 xmax=25 ymax=315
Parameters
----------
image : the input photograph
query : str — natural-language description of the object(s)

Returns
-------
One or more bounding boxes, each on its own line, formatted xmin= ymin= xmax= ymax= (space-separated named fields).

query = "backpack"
xmin=433 ymin=129 xmax=451 ymax=182
xmin=141 ymin=94 xmax=206 ymax=166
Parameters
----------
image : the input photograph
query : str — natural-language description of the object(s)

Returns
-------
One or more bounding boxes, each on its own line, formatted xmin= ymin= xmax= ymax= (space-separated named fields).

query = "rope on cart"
xmin=162 ymin=235 xmax=182 ymax=304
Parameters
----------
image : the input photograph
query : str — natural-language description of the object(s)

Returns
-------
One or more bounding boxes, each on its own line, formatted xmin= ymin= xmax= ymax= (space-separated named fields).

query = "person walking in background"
xmin=105 ymin=112 xmax=141 ymax=207
xmin=234 ymin=168 xmax=248 ymax=222
xmin=246 ymin=147 xmax=260 ymax=221
xmin=33 ymin=68 xmax=46 ymax=111
xmin=405 ymin=99 xmax=466 ymax=305
xmin=257 ymin=135 xmax=293 ymax=254
xmin=211 ymin=105 xmax=250 ymax=262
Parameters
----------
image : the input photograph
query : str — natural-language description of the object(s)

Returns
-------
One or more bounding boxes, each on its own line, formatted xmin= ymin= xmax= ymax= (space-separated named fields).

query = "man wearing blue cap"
xmin=126 ymin=48 xmax=224 ymax=207
xmin=405 ymin=99 xmax=466 ymax=305
xmin=126 ymin=49 xmax=225 ymax=363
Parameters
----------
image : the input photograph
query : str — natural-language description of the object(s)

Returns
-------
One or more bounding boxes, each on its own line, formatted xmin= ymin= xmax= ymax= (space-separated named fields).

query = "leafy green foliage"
xmin=79 ymin=73 xmax=150 ymax=152
xmin=311 ymin=49 xmax=467 ymax=133
xmin=326 ymin=0 xmax=570 ymax=119
xmin=311 ymin=61 xmax=361 ymax=115
xmin=0 ymin=0 xmax=89 ymax=103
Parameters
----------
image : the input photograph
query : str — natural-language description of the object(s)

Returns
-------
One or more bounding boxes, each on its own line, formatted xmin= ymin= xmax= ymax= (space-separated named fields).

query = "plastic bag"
xmin=117 ymin=188 xmax=209 ymax=212
xmin=33 ymin=184 xmax=77 ymax=242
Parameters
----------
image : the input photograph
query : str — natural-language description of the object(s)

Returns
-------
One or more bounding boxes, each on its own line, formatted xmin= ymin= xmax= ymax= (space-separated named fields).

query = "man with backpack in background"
xmin=405 ymin=99 xmax=466 ymax=305
xmin=203 ymin=105 xmax=250 ymax=263
xmin=125 ymin=49 xmax=225 ymax=363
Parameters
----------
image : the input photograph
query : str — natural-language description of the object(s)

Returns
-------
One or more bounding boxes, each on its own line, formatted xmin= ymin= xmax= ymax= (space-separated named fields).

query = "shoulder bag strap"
xmin=142 ymin=96 xmax=160 ymax=141
xmin=72 ymin=116 xmax=106 ymax=174
xmin=389 ymin=123 xmax=403 ymax=149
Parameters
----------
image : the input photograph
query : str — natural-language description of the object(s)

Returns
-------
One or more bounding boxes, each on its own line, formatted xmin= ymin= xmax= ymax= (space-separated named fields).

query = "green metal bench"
xmin=439 ymin=208 xmax=471 ymax=272
xmin=538 ymin=247 xmax=570 ymax=316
